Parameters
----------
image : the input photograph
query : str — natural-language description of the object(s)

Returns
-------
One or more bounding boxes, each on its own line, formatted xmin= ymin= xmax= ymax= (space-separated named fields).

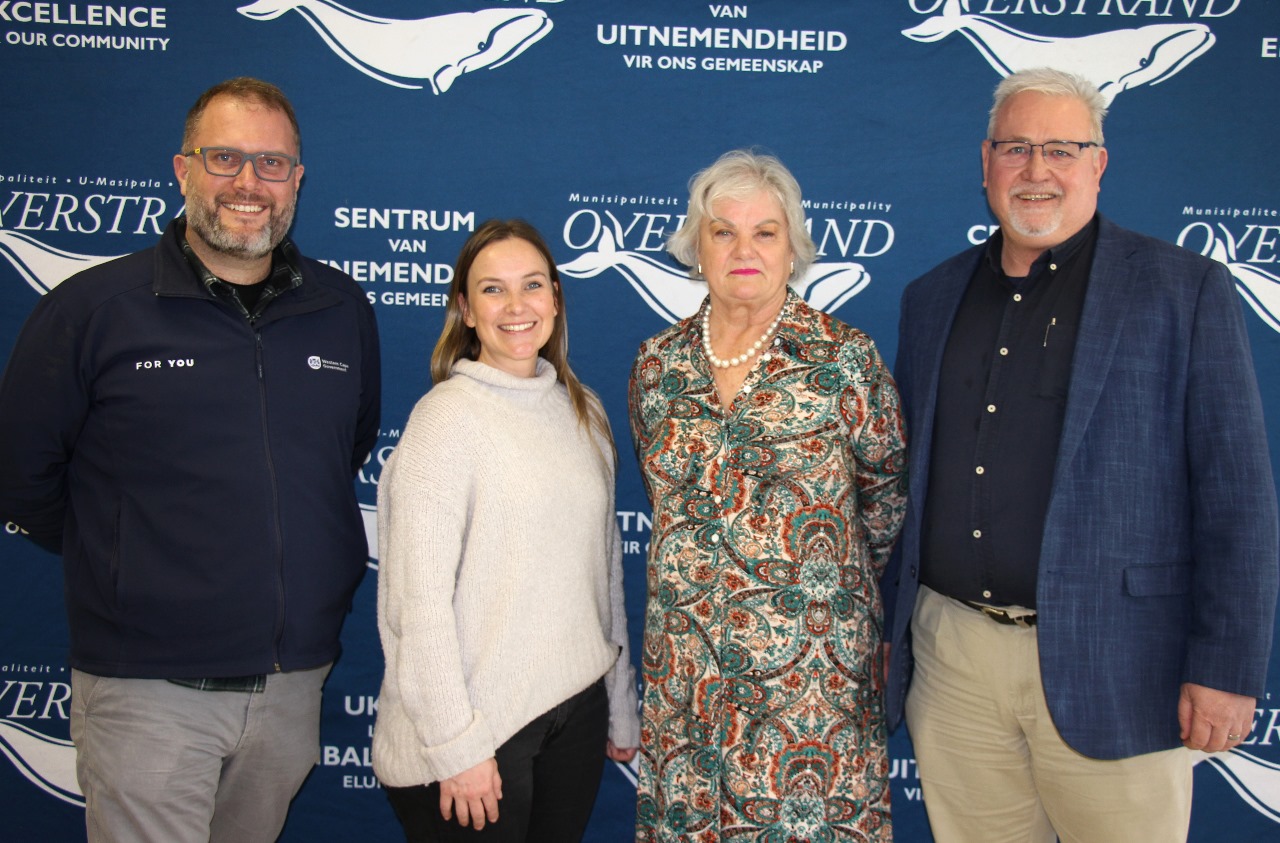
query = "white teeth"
xmin=1018 ymin=193 xmax=1055 ymax=201
xmin=225 ymin=203 xmax=265 ymax=212
xmin=500 ymin=322 xmax=534 ymax=332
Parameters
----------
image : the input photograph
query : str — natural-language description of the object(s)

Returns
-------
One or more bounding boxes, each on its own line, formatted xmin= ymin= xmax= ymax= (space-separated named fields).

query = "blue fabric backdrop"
xmin=1 ymin=1 xmax=1278 ymax=839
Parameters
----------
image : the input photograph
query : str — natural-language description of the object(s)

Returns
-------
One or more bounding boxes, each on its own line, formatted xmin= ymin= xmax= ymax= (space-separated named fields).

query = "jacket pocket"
xmin=1123 ymin=564 xmax=1192 ymax=597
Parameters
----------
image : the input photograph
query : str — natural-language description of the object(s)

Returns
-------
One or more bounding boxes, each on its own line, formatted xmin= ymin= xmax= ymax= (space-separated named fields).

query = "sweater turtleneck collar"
xmin=451 ymin=357 xmax=559 ymax=399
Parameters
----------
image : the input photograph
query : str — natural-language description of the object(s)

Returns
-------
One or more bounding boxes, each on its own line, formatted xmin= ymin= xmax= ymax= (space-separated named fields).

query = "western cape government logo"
xmin=236 ymin=0 xmax=555 ymax=94
xmin=903 ymin=0 xmax=1235 ymax=103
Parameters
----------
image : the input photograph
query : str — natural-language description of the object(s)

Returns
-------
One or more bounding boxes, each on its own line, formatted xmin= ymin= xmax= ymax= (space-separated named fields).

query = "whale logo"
xmin=1198 ymin=227 xmax=1280 ymax=336
xmin=558 ymin=213 xmax=870 ymax=324
xmin=0 ymin=719 xmax=82 ymax=807
xmin=903 ymin=0 xmax=1214 ymax=105
xmin=0 ymin=231 xmax=122 ymax=296
xmin=237 ymin=0 xmax=553 ymax=95
xmin=1192 ymin=749 xmax=1280 ymax=824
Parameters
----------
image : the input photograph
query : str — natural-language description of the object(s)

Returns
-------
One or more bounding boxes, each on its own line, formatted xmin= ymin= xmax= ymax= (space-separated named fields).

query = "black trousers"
xmin=386 ymin=679 xmax=609 ymax=843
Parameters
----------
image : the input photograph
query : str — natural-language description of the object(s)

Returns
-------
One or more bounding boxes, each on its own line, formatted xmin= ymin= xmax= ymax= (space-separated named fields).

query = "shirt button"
xmin=1049 ymin=263 xmax=1058 ymax=271
xmin=972 ymin=529 xmax=982 ymax=539
xmin=987 ymin=404 xmax=997 ymax=413
xmin=713 ymin=494 xmax=723 ymax=504
xmin=1012 ymin=293 xmax=1022 ymax=302
xmin=999 ymin=347 xmax=1009 ymax=356
xmin=982 ymin=590 xmax=993 ymax=599
xmin=741 ymin=384 xmax=752 ymax=393
xmin=975 ymin=466 xmax=985 ymax=475
xmin=710 ymin=533 xmax=721 ymax=544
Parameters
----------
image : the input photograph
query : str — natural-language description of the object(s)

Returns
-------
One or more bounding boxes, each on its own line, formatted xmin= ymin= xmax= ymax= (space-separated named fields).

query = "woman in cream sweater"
xmin=372 ymin=219 xmax=640 ymax=842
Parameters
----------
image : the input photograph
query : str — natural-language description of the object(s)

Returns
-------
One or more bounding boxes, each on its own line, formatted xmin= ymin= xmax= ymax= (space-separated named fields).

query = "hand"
xmin=1178 ymin=682 xmax=1255 ymax=752
xmin=439 ymin=757 xmax=502 ymax=829
xmin=606 ymin=739 xmax=637 ymax=763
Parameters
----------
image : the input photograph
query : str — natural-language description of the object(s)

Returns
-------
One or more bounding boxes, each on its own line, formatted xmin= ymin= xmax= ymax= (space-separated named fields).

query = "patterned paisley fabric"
xmin=628 ymin=290 xmax=907 ymax=842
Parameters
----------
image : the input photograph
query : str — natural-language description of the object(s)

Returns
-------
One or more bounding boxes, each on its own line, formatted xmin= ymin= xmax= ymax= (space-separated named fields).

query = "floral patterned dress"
xmin=628 ymin=291 xmax=907 ymax=843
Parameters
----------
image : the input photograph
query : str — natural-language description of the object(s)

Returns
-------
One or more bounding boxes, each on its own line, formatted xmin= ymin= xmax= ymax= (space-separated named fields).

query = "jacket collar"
xmin=149 ymin=217 xmax=342 ymax=322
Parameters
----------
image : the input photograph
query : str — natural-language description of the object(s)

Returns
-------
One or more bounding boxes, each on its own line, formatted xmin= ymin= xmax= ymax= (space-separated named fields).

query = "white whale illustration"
xmin=237 ymin=0 xmax=553 ymax=94
xmin=559 ymin=227 xmax=706 ymax=324
xmin=557 ymin=217 xmax=870 ymax=324
xmin=0 ymin=231 xmax=121 ymax=296
xmin=0 ymin=719 xmax=82 ymax=806
xmin=1203 ymin=233 xmax=1280 ymax=336
xmin=903 ymin=0 xmax=1214 ymax=105
xmin=1192 ymin=749 xmax=1280 ymax=823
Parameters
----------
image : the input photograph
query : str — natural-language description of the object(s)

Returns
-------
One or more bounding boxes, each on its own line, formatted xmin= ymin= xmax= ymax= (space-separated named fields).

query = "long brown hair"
xmin=430 ymin=219 xmax=614 ymax=455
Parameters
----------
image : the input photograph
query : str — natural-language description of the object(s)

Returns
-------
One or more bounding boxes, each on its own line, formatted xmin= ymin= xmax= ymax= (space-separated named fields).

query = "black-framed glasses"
xmin=182 ymin=147 xmax=299 ymax=182
xmin=988 ymin=140 xmax=1100 ymax=169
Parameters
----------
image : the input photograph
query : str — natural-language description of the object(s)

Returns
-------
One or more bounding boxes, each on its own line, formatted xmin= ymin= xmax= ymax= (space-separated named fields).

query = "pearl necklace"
xmin=701 ymin=303 xmax=784 ymax=369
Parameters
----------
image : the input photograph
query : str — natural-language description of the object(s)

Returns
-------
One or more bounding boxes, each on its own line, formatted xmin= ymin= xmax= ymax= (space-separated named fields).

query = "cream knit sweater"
xmin=372 ymin=358 xmax=640 ymax=787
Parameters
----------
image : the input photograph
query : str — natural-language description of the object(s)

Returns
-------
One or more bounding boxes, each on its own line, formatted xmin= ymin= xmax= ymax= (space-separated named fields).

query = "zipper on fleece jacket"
xmin=255 ymin=330 xmax=288 ymax=673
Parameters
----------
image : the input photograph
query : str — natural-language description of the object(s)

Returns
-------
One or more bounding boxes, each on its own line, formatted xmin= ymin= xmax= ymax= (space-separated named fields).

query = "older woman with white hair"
xmin=627 ymin=150 xmax=907 ymax=841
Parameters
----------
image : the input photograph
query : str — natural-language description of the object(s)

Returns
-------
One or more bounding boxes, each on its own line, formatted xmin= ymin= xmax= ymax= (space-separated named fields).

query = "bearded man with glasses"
xmin=883 ymin=67 xmax=1277 ymax=842
xmin=0 ymin=77 xmax=380 ymax=843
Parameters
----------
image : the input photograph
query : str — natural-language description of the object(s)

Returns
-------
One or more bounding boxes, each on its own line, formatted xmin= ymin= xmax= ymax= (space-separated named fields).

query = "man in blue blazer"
xmin=884 ymin=68 xmax=1278 ymax=842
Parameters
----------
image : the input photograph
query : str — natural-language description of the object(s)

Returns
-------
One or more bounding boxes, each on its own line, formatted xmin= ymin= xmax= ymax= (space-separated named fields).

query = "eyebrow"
xmin=474 ymin=270 xmax=549 ymax=283
xmin=708 ymin=217 xmax=783 ymax=228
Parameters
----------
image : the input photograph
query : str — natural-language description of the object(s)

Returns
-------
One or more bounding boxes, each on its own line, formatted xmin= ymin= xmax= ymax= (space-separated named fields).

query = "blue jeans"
xmin=386 ymin=679 xmax=609 ymax=843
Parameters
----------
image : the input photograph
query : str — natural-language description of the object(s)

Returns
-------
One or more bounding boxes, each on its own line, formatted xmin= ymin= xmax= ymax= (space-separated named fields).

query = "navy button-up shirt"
xmin=919 ymin=216 xmax=1098 ymax=609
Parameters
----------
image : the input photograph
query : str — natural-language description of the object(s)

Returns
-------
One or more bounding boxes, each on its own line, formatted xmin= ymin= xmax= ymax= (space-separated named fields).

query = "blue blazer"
xmin=883 ymin=216 xmax=1280 ymax=759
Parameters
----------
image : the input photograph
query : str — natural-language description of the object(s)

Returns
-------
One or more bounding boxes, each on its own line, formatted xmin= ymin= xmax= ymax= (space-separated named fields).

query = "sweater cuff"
xmin=420 ymin=710 xmax=496 ymax=782
xmin=605 ymin=653 xmax=641 ymax=749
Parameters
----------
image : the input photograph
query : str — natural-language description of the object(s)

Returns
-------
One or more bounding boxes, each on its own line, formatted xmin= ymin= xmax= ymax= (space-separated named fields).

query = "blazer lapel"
xmin=909 ymin=252 xmax=979 ymax=506
xmin=1053 ymin=217 xmax=1140 ymax=481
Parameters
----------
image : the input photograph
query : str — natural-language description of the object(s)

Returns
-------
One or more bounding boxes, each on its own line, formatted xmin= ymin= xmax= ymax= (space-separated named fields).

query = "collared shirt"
xmin=178 ymin=219 xmax=302 ymax=322
xmin=919 ymin=216 xmax=1099 ymax=609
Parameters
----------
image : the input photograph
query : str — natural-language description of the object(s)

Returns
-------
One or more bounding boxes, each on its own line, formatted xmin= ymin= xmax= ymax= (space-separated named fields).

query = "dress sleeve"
xmin=843 ymin=336 xmax=909 ymax=578
xmin=628 ymin=342 xmax=660 ymax=505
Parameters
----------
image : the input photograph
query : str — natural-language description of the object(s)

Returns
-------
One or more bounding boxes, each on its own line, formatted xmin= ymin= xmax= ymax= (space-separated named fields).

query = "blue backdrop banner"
xmin=1 ymin=1 xmax=1278 ymax=840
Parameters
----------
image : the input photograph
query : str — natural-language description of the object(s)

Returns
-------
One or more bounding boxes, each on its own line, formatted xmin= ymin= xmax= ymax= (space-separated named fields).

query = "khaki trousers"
xmin=905 ymin=585 xmax=1191 ymax=843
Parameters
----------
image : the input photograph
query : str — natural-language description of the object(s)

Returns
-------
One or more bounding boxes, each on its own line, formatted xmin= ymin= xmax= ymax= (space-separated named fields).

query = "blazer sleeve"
xmin=1183 ymin=259 xmax=1279 ymax=697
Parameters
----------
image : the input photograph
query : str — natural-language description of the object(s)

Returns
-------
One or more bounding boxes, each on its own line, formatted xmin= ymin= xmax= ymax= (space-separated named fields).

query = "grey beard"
xmin=186 ymin=196 xmax=295 ymax=261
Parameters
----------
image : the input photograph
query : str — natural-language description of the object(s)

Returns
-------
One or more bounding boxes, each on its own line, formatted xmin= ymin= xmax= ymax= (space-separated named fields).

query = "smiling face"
xmin=460 ymin=236 xmax=559 ymax=378
xmin=982 ymin=90 xmax=1107 ymax=273
xmin=698 ymin=191 xmax=795 ymax=312
xmin=173 ymin=94 xmax=303 ymax=266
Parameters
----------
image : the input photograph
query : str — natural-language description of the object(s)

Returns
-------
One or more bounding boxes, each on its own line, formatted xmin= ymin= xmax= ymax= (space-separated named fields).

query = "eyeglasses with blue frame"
xmin=987 ymin=140 xmax=1100 ymax=169
xmin=181 ymin=147 xmax=299 ymax=182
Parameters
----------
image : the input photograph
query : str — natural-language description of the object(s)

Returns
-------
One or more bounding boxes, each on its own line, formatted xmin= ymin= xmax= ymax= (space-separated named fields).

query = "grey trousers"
xmin=70 ymin=664 xmax=331 ymax=843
